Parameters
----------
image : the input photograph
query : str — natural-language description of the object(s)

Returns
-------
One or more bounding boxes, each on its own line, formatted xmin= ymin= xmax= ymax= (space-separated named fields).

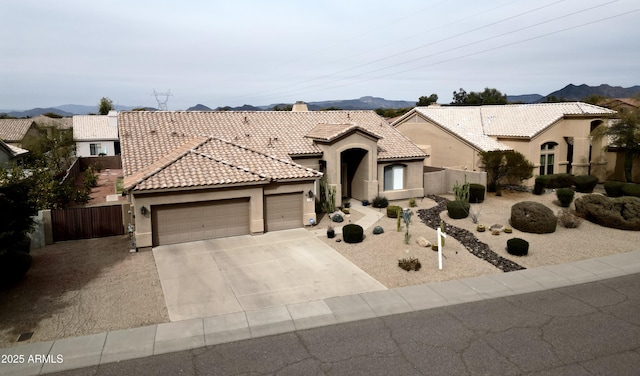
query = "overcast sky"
xmin=1 ymin=0 xmax=639 ymax=111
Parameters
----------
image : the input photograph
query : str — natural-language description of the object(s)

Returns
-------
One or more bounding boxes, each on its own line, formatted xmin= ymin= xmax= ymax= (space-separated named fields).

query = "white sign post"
xmin=437 ymin=227 xmax=446 ymax=270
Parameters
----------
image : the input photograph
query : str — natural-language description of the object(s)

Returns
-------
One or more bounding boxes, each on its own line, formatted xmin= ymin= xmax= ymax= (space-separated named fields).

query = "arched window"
xmin=384 ymin=164 xmax=405 ymax=190
xmin=540 ymin=142 xmax=557 ymax=175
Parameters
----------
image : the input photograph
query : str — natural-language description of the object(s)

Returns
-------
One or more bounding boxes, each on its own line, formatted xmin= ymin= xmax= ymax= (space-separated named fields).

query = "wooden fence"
xmin=51 ymin=205 xmax=124 ymax=242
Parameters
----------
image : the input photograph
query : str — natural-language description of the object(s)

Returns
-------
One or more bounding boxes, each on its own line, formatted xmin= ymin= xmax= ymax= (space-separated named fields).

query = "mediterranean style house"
xmin=120 ymin=108 xmax=426 ymax=248
xmin=392 ymin=102 xmax=617 ymax=183
xmin=73 ymin=111 xmax=120 ymax=157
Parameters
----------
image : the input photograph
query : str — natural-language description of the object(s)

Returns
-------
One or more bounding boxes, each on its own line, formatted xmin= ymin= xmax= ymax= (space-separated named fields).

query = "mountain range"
xmin=3 ymin=84 xmax=639 ymax=117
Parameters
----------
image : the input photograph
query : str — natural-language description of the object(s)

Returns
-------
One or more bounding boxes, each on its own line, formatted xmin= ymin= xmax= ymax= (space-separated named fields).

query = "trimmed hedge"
xmin=507 ymin=238 xmax=529 ymax=256
xmin=386 ymin=205 xmax=401 ymax=218
xmin=343 ymin=224 xmax=364 ymax=243
xmin=469 ymin=184 xmax=485 ymax=203
xmin=572 ymin=175 xmax=599 ymax=193
xmin=604 ymin=181 xmax=625 ymax=197
xmin=622 ymin=183 xmax=640 ymax=198
xmin=535 ymin=173 xmax=574 ymax=192
xmin=556 ymin=188 xmax=575 ymax=207
xmin=0 ymin=251 xmax=32 ymax=287
xmin=446 ymin=200 xmax=470 ymax=219
xmin=510 ymin=201 xmax=557 ymax=233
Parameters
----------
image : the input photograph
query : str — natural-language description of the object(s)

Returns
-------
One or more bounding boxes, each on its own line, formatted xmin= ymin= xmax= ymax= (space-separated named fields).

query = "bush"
xmin=604 ymin=181 xmax=625 ymax=197
xmin=398 ymin=257 xmax=421 ymax=271
xmin=373 ymin=226 xmax=384 ymax=235
xmin=4 ymin=235 xmax=31 ymax=254
xmin=510 ymin=201 xmax=557 ymax=233
xmin=408 ymin=197 xmax=417 ymax=207
xmin=535 ymin=174 xmax=574 ymax=191
xmin=0 ymin=251 xmax=32 ymax=287
xmin=331 ymin=213 xmax=344 ymax=223
xmin=507 ymin=238 xmax=529 ymax=256
xmin=343 ymin=224 xmax=364 ymax=243
xmin=83 ymin=167 xmax=97 ymax=189
xmin=446 ymin=200 xmax=470 ymax=219
xmin=574 ymin=194 xmax=640 ymax=230
xmin=557 ymin=209 xmax=583 ymax=228
xmin=469 ymin=184 xmax=485 ymax=203
xmin=372 ymin=195 xmax=389 ymax=208
xmin=387 ymin=205 xmax=401 ymax=218
xmin=622 ymin=183 xmax=640 ymax=198
xmin=572 ymin=175 xmax=599 ymax=193
xmin=556 ymin=188 xmax=575 ymax=207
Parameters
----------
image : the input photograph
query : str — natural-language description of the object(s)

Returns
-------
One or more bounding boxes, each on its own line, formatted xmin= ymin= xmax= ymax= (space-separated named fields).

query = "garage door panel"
xmin=265 ymin=193 xmax=302 ymax=232
xmin=153 ymin=198 xmax=250 ymax=246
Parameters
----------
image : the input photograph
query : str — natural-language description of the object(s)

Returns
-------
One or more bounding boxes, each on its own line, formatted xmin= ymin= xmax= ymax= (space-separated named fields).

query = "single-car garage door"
xmin=265 ymin=193 xmax=302 ymax=232
xmin=152 ymin=198 xmax=250 ymax=246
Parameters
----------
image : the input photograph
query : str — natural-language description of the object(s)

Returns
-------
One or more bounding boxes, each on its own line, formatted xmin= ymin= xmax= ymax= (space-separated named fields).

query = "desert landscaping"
xmin=1 ymin=186 xmax=639 ymax=349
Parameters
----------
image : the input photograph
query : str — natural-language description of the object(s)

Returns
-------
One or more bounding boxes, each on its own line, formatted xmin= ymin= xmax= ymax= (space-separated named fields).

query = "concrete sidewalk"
xmin=2 ymin=249 xmax=640 ymax=375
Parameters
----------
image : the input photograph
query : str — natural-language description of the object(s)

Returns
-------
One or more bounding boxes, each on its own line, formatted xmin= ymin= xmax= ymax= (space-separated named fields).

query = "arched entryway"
xmin=340 ymin=148 xmax=369 ymax=201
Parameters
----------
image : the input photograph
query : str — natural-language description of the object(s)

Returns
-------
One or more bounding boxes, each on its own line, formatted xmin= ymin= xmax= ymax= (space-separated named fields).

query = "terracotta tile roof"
xmin=305 ymin=123 xmax=383 ymax=142
xmin=119 ymin=111 xmax=427 ymax=183
xmin=123 ymin=136 xmax=323 ymax=191
xmin=0 ymin=119 xmax=35 ymax=143
xmin=73 ymin=114 xmax=119 ymax=141
xmin=396 ymin=102 xmax=616 ymax=151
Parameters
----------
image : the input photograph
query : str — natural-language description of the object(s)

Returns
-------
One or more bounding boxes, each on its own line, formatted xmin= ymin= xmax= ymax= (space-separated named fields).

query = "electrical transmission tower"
xmin=151 ymin=89 xmax=172 ymax=110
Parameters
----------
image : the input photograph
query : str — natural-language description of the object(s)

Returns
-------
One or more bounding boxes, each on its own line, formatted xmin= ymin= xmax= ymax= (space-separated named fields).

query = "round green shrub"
xmin=386 ymin=205 xmax=401 ymax=218
xmin=510 ymin=201 xmax=557 ymax=233
xmin=622 ymin=183 xmax=640 ymax=198
xmin=533 ymin=181 xmax=545 ymax=195
xmin=507 ymin=238 xmax=529 ymax=256
xmin=554 ymin=173 xmax=575 ymax=188
xmin=556 ymin=188 xmax=575 ymax=207
xmin=372 ymin=195 xmax=389 ymax=208
xmin=572 ymin=175 xmax=599 ymax=193
xmin=373 ymin=226 xmax=384 ymax=235
xmin=0 ymin=251 xmax=32 ymax=287
xmin=343 ymin=224 xmax=364 ymax=243
xmin=331 ymin=213 xmax=343 ymax=223
xmin=604 ymin=181 xmax=625 ymax=197
xmin=469 ymin=184 xmax=485 ymax=203
xmin=446 ymin=200 xmax=470 ymax=219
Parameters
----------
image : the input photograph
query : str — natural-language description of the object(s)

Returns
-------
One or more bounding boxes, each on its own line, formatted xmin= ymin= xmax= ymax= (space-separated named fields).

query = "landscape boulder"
xmin=574 ymin=194 xmax=640 ymax=230
xmin=416 ymin=237 xmax=431 ymax=248
xmin=510 ymin=201 xmax=557 ymax=234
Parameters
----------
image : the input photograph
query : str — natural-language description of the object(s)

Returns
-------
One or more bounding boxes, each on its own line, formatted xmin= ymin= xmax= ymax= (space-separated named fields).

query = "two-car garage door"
xmin=151 ymin=193 xmax=303 ymax=246
xmin=152 ymin=198 xmax=250 ymax=246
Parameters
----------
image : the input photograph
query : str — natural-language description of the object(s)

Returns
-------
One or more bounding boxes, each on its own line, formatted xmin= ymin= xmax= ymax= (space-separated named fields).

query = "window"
xmin=384 ymin=164 xmax=405 ymax=190
xmin=90 ymin=143 xmax=102 ymax=156
xmin=539 ymin=142 xmax=557 ymax=175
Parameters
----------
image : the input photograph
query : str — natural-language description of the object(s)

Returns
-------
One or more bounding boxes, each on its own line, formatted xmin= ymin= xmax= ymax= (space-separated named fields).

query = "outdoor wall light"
xmin=308 ymin=190 xmax=314 ymax=198
xmin=140 ymin=206 xmax=148 ymax=216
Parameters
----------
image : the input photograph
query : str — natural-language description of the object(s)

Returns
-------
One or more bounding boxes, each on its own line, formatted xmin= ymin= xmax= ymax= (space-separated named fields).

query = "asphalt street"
xmin=48 ymin=273 xmax=640 ymax=376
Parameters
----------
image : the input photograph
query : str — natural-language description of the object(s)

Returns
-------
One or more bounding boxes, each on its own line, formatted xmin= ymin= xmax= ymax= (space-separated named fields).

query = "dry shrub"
xmin=557 ymin=209 xmax=583 ymax=228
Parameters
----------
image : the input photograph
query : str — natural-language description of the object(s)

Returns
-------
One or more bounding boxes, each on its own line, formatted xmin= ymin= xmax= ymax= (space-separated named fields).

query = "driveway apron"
xmin=153 ymin=228 xmax=386 ymax=321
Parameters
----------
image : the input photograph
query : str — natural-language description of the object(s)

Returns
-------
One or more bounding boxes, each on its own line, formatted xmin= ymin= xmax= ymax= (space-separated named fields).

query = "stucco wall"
xmin=378 ymin=160 xmax=424 ymax=200
xmin=395 ymin=114 xmax=481 ymax=170
xmin=423 ymin=168 xmax=487 ymax=195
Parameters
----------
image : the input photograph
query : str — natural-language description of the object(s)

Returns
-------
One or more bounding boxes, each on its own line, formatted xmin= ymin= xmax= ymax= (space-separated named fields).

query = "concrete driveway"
xmin=153 ymin=228 xmax=386 ymax=321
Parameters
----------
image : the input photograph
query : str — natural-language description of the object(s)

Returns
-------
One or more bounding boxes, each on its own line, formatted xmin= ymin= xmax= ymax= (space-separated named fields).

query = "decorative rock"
xmin=416 ymin=237 xmax=431 ymax=247
xmin=373 ymin=226 xmax=384 ymax=235
xmin=489 ymin=224 xmax=504 ymax=232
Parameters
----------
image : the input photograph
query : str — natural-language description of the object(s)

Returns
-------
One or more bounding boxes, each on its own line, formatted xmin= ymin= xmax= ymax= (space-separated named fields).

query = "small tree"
xmin=592 ymin=109 xmax=640 ymax=182
xmin=479 ymin=150 xmax=534 ymax=192
xmin=417 ymin=94 xmax=438 ymax=106
xmin=98 ymin=97 xmax=114 ymax=115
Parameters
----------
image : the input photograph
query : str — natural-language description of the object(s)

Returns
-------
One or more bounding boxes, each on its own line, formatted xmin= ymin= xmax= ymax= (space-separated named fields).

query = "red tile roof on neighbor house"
xmin=120 ymin=110 xmax=426 ymax=191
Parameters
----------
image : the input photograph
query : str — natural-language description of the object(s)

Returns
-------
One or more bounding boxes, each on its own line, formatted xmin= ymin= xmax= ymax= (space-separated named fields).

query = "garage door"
xmin=152 ymin=198 xmax=250 ymax=246
xmin=265 ymin=193 xmax=302 ymax=232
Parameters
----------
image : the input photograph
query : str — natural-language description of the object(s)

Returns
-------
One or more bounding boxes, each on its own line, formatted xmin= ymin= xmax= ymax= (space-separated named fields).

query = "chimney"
xmin=291 ymin=101 xmax=308 ymax=112
xmin=107 ymin=110 xmax=118 ymax=127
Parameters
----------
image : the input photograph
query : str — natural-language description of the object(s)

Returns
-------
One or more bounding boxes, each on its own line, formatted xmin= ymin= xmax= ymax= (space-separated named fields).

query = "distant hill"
xmin=542 ymin=84 xmax=640 ymax=102
xmin=305 ymin=96 xmax=414 ymax=110
xmin=214 ymin=104 xmax=262 ymax=111
xmin=3 ymin=107 xmax=74 ymax=118
xmin=507 ymin=94 xmax=544 ymax=103
xmin=187 ymin=104 xmax=213 ymax=111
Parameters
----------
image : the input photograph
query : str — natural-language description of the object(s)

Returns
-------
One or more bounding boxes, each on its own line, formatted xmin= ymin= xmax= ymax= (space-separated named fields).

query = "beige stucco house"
xmin=120 ymin=109 xmax=426 ymax=248
xmin=0 ymin=119 xmax=40 ymax=148
xmin=392 ymin=102 xmax=617 ymax=183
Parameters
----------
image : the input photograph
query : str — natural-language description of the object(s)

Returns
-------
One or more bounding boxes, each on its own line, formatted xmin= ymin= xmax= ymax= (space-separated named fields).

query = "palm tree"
xmin=592 ymin=109 xmax=640 ymax=182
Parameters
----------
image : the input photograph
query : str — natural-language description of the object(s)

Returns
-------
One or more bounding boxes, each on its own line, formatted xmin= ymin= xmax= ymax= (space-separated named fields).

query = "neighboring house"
xmin=73 ymin=111 xmax=120 ymax=157
xmin=598 ymin=98 xmax=640 ymax=114
xmin=120 ymin=108 xmax=426 ymax=248
xmin=0 ymin=119 xmax=40 ymax=147
xmin=392 ymin=102 xmax=616 ymax=183
xmin=0 ymin=139 xmax=28 ymax=168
